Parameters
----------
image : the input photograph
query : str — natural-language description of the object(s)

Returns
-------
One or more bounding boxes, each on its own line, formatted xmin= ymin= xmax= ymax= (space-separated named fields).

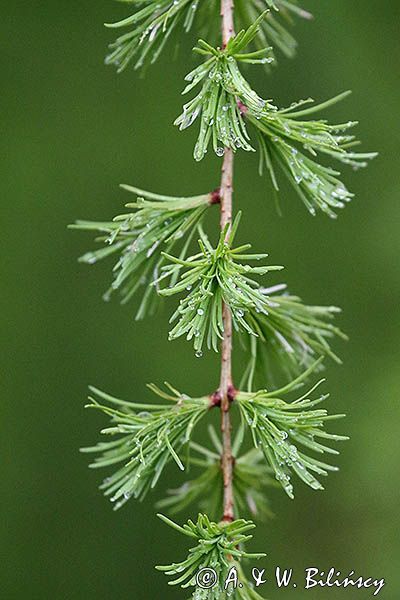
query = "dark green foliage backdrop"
xmin=1 ymin=1 xmax=399 ymax=598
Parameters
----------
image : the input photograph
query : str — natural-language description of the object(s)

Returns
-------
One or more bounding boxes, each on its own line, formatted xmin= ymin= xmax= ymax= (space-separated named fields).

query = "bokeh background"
xmin=1 ymin=1 xmax=399 ymax=598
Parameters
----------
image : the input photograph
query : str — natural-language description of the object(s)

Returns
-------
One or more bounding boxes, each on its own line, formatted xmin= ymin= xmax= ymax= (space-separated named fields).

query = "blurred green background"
xmin=1 ymin=1 xmax=399 ymax=598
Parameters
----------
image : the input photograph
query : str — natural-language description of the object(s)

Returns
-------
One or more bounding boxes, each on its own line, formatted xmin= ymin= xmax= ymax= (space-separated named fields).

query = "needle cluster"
xmin=104 ymin=0 xmax=310 ymax=72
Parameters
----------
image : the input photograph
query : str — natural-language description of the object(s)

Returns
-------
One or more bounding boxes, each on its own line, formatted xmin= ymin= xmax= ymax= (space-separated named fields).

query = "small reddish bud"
xmin=227 ymin=384 xmax=237 ymax=403
xmin=210 ymin=390 xmax=222 ymax=408
xmin=209 ymin=187 xmax=222 ymax=205
xmin=237 ymin=101 xmax=248 ymax=115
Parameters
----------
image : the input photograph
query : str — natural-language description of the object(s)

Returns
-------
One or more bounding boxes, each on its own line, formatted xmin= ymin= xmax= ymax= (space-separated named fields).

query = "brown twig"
xmin=219 ymin=0 xmax=236 ymax=524
xmin=220 ymin=0 xmax=235 ymax=48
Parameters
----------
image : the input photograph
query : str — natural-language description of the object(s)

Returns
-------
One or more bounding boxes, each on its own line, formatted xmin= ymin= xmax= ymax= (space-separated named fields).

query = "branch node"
xmin=209 ymin=390 xmax=222 ymax=408
xmin=209 ymin=187 xmax=222 ymax=205
xmin=210 ymin=385 xmax=236 ymax=409
xmin=227 ymin=384 xmax=237 ymax=404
